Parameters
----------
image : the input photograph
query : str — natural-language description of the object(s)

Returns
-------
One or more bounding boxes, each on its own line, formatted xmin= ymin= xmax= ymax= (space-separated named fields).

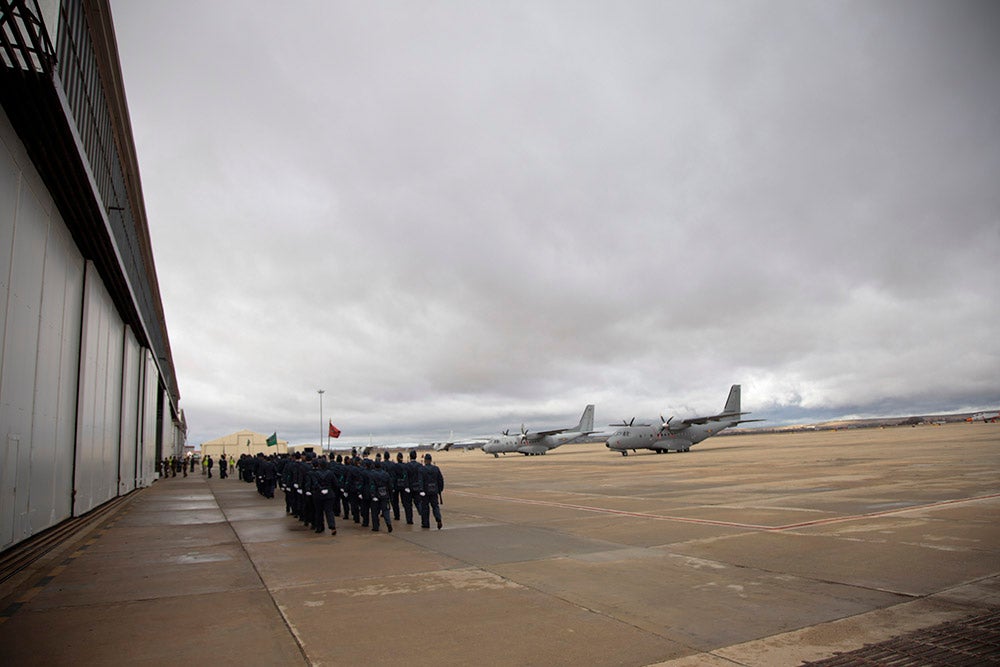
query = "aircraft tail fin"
xmin=723 ymin=385 xmax=741 ymax=415
xmin=575 ymin=405 xmax=595 ymax=433
xmin=693 ymin=385 xmax=757 ymax=425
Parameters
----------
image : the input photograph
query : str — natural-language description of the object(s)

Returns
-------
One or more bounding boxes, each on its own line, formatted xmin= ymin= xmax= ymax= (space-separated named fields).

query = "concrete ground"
xmin=0 ymin=422 xmax=997 ymax=666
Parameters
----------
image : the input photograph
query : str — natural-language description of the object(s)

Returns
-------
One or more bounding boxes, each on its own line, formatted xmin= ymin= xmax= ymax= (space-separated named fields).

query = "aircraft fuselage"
xmin=482 ymin=405 xmax=596 ymax=457
xmin=606 ymin=421 xmax=735 ymax=456
xmin=483 ymin=431 xmax=586 ymax=456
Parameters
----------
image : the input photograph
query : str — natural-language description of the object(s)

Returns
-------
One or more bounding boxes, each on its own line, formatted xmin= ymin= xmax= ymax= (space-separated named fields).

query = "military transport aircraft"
xmin=606 ymin=385 xmax=762 ymax=456
xmin=483 ymin=405 xmax=596 ymax=457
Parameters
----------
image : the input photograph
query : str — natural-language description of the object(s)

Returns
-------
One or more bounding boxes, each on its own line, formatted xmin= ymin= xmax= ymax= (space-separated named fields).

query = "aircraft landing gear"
xmin=493 ymin=453 xmax=498 ymax=458
xmin=621 ymin=451 xmax=628 ymax=457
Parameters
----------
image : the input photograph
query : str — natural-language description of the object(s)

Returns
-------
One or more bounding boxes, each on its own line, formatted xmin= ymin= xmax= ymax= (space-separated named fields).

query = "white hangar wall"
xmin=119 ymin=325 xmax=141 ymax=496
xmin=141 ymin=349 xmax=160 ymax=489
xmin=75 ymin=262 xmax=125 ymax=515
xmin=0 ymin=108 xmax=167 ymax=550
xmin=0 ymin=121 xmax=83 ymax=548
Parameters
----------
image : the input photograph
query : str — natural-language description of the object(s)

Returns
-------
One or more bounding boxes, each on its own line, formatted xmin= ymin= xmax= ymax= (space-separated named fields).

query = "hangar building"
xmin=200 ymin=430 xmax=289 ymax=461
xmin=1 ymin=0 xmax=184 ymax=552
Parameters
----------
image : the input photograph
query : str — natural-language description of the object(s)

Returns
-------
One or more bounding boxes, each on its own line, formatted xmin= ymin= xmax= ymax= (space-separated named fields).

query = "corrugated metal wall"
xmin=119 ymin=326 xmax=141 ymax=495
xmin=0 ymin=119 xmax=84 ymax=550
xmin=1 ymin=109 xmax=165 ymax=551
xmin=140 ymin=349 xmax=159 ymax=488
xmin=74 ymin=261 xmax=124 ymax=515
xmin=27 ymin=199 xmax=82 ymax=533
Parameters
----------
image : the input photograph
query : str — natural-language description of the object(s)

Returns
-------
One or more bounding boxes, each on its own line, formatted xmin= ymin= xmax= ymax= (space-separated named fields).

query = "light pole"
xmin=318 ymin=389 xmax=325 ymax=453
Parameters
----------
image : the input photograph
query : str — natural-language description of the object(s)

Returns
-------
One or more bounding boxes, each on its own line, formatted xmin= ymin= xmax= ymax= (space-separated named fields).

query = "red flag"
xmin=328 ymin=421 xmax=341 ymax=438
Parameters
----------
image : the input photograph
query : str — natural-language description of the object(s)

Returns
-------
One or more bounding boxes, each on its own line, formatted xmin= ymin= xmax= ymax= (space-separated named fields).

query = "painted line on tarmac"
xmin=449 ymin=490 xmax=1000 ymax=532
xmin=450 ymin=491 xmax=776 ymax=530
xmin=775 ymin=492 xmax=1000 ymax=531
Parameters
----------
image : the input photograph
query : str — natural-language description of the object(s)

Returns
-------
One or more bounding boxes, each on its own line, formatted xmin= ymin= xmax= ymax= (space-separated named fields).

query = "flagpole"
xmin=318 ymin=389 xmax=325 ymax=455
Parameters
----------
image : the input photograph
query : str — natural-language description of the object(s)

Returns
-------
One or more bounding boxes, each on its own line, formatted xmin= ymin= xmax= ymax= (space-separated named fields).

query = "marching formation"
xmin=233 ymin=450 xmax=445 ymax=535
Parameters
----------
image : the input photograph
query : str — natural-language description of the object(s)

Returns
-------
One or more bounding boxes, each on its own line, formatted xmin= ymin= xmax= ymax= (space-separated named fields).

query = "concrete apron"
xmin=0 ymin=424 xmax=998 ymax=666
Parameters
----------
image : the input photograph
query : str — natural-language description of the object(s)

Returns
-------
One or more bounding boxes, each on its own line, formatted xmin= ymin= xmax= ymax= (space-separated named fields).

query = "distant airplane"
xmin=432 ymin=434 xmax=490 ymax=452
xmin=967 ymin=411 xmax=999 ymax=423
xmin=606 ymin=385 xmax=763 ymax=456
xmin=483 ymin=405 xmax=596 ymax=457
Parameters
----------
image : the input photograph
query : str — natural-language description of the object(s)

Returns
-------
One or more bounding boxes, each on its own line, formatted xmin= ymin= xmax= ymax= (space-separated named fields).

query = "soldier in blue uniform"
xmin=284 ymin=453 xmax=300 ymax=517
xmin=358 ymin=458 xmax=374 ymax=528
xmin=420 ymin=453 xmax=444 ymax=529
xmin=251 ymin=455 xmax=264 ymax=495
xmin=347 ymin=458 xmax=364 ymax=525
xmin=303 ymin=458 xmax=322 ymax=530
xmin=405 ymin=450 xmax=424 ymax=525
xmin=327 ymin=455 xmax=343 ymax=518
xmin=390 ymin=452 xmax=409 ymax=522
xmin=277 ymin=455 xmax=294 ymax=514
xmin=311 ymin=459 xmax=339 ymax=535
xmin=295 ymin=453 xmax=313 ymax=523
xmin=261 ymin=455 xmax=277 ymax=499
xmin=367 ymin=460 xmax=393 ymax=532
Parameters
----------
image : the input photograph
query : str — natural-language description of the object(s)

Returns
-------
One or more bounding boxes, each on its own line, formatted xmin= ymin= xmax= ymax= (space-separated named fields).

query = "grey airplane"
xmin=483 ymin=405 xmax=596 ymax=457
xmin=606 ymin=385 xmax=762 ymax=456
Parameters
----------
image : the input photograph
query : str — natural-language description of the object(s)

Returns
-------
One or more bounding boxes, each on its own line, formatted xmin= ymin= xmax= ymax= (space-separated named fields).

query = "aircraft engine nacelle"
xmin=660 ymin=416 xmax=686 ymax=433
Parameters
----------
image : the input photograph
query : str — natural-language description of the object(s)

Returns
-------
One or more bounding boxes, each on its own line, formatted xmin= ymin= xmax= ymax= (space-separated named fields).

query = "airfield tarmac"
xmin=0 ymin=422 xmax=997 ymax=665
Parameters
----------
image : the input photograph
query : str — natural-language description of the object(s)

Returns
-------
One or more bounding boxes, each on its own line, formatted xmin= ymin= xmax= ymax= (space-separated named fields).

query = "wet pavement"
xmin=0 ymin=422 xmax=997 ymax=666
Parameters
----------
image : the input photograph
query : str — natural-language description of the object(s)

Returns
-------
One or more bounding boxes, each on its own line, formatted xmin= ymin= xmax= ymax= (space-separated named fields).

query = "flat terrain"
xmin=1 ymin=422 xmax=997 ymax=666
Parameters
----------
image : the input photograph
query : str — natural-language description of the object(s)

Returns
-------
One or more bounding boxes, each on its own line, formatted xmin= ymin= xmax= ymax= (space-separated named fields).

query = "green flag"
xmin=266 ymin=432 xmax=278 ymax=447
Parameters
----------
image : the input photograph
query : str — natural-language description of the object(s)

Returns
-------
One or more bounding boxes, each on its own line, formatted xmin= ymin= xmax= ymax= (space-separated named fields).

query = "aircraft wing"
xmin=680 ymin=411 xmax=753 ymax=426
xmin=433 ymin=438 xmax=488 ymax=451
xmin=450 ymin=439 xmax=487 ymax=450
xmin=732 ymin=418 xmax=765 ymax=424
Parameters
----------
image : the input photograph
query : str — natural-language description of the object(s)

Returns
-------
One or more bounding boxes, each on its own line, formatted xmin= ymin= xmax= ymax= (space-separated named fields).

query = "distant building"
xmin=200 ymin=430 xmax=288 ymax=459
xmin=2 ymin=0 xmax=183 ymax=552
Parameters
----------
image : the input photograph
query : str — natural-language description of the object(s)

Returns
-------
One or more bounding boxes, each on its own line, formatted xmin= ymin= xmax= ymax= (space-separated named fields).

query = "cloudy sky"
xmin=109 ymin=1 xmax=1000 ymax=447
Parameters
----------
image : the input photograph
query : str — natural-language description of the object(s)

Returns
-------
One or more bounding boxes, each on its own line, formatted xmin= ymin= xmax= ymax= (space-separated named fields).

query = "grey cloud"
xmin=112 ymin=1 xmax=1000 ymax=446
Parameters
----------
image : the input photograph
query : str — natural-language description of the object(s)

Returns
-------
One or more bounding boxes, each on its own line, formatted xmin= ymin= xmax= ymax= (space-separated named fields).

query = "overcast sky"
xmin=110 ymin=1 xmax=1000 ymax=447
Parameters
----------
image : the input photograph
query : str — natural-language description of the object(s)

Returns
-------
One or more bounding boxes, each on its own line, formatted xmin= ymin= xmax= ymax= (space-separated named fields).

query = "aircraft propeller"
xmin=660 ymin=415 xmax=684 ymax=433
